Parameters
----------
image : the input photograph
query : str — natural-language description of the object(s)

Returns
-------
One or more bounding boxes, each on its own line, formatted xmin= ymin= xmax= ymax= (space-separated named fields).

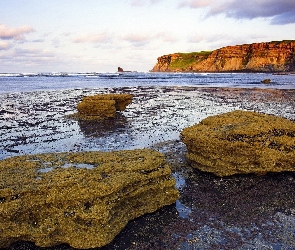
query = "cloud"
xmin=179 ymin=0 xmax=295 ymax=24
xmin=0 ymin=24 xmax=35 ymax=40
xmin=0 ymin=41 xmax=11 ymax=50
xmin=122 ymin=32 xmax=177 ymax=47
xmin=156 ymin=32 xmax=178 ymax=43
xmin=179 ymin=0 xmax=214 ymax=8
xmin=73 ymin=32 xmax=111 ymax=43
xmin=14 ymin=48 xmax=55 ymax=59
xmin=130 ymin=0 xmax=163 ymax=6
xmin=123 ymin=33 xmax=151 ymax=47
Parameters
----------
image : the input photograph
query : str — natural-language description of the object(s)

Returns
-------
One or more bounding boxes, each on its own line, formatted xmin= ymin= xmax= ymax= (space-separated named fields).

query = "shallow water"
xmin=1 ymin=80 xmax=295 ymax=249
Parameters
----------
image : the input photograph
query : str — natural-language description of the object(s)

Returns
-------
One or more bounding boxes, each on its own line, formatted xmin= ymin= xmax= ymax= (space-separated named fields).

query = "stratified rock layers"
xmin=0 ymin=149 xmax=179 ymax=249
xmin=151 ymin=40 xmax=295 ymax=72
xmin=181 ymin=110 xmax=295 ymax=176
xmin=77 ymin=94 xmax=133 ymax=118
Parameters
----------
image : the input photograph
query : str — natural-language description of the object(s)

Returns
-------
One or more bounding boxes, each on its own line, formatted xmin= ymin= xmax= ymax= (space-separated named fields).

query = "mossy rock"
xmin=0 ymin=149 xmax=179 ymax=249
xmin=77 ymin=94 xmax=133 ymax=119
xmin=181 ymin=110 xmax=295 ymax=176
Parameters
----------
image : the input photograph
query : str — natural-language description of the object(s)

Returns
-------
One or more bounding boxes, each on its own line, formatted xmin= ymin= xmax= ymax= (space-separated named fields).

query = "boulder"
xmin=77 ymin=94 xmax=133 ymax=119
xmin=261 ymin=78 xmax=271 ymax=84
xmin=0 ymin=149 xmax=179 ymax=249
xmin=180 ymin=110 xmax=295 ymax=177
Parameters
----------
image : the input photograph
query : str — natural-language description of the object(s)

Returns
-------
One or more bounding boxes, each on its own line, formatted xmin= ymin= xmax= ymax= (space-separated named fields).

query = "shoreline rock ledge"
xmin=0 ymin=149 xmax=179 ymax=249
xmin=180 ymin=110 xmax=295 ymax=177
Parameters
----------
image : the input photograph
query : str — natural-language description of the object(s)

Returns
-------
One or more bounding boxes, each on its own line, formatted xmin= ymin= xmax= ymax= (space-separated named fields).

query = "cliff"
xmin=151 ymin=40 xmax=295 ymax=73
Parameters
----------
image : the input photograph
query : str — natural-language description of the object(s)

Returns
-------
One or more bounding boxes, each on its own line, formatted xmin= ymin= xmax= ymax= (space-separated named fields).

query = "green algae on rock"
xmin=77 ymin=93 xmax=133 ymax=119
xmin=180 ymin=110 xmax=295 ymax=177
xmin=0 ymin=149 xmax=179 ymax=249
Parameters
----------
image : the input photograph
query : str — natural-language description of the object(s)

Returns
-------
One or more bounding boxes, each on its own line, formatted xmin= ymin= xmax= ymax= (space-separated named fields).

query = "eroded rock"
xmin=0 ymin=149 xmax=179 ymax=249
xmin=180 ymin=110 xmax=295 ymax=176
xmin=77 ymin=94 xmax=133 ymax=119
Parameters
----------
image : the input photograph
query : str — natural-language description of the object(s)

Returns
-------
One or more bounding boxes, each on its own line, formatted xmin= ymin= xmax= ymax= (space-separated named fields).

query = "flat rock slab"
xmin=0 ymin=149 xmax=179 ymax=249
xmin=181 ymin=110 xmax=295 ymax=176
xmin=77 ymin=94 xmax=133 ymax=119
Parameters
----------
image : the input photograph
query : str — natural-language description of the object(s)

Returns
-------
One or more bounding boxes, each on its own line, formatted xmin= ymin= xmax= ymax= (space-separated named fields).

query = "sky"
xmin=0 ymin=0 xmax=295 ymax=73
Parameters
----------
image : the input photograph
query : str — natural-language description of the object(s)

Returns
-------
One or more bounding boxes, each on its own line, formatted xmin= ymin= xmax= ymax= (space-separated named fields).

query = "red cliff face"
xmin=151 ymin=41 xmax=295 ymax=72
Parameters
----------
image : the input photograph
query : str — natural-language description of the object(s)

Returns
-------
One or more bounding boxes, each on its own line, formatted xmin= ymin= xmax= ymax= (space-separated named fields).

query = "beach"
xmin=1 ymin=86 xmax=295 ymax=249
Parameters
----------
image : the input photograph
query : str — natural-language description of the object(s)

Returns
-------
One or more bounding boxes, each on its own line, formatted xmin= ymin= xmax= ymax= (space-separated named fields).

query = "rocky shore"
xmin=1 ymin=86 xmax=295 ymax=249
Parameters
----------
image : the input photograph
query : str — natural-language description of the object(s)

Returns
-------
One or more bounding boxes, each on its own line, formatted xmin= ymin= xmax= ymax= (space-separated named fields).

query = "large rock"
xmin=77 ymin=94 xmax=133 ymax=119
xmin=180 ymin=110 xmax=295 ymax=176
xmin=0 ymin=149 xmax=179 ymax=249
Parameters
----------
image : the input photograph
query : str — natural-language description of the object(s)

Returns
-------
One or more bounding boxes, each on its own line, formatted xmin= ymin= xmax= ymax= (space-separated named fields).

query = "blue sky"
xmin=0 ymin=0 xmax=295 ymax=73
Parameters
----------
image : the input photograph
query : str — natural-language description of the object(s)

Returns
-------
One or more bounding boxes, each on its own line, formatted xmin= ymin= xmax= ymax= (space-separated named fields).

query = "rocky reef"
xmin=180 ymin=110 xmax=295 ymax=177
xmin=0 ymin=149 xmax=179 ymax=249
xmin=77 ymin=93 xmax=133 ymax=119
xmin=151 ymin=40 xmax=295 ymax=72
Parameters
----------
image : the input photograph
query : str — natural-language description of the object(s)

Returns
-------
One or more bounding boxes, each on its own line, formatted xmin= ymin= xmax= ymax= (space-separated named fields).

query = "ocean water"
xmin=0 ymin=72 xmax=295 ymax=92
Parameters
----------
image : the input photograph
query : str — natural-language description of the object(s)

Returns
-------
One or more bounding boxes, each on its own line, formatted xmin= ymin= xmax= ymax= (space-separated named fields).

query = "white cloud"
xmin=0 ymin=41 xmax=11 ymax=50
xmin=73 ymin=32 xmax=111 ymax=43
xmin=179 ymin=0 xmax=213 ymax=8
xmin=13 ymin=48 xmax=55 ymax=60
xmin=0 ymin=24 xmax=35 ymax=40
xmin=130 ymin=0 xmax=163 ymax=6
xmin=122 ymin=31 xmax=178 ymax=46
xmin=123 ymin=33 xmax=151 ymax=46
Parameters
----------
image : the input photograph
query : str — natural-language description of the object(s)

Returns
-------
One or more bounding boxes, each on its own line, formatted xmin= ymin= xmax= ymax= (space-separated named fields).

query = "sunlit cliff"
xmin=151 ymin=40 xmax=295 ymax=72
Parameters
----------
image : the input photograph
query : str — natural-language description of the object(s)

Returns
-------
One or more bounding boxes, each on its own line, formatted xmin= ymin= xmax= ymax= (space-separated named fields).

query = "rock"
xmin=180 ymin=110 xmax=295 ymax=177
xmin=261 ymin=78 xmax=271 ymax=84
xmin=77 ymin=93 xmax=133 ymax=119
xmin=0 ymin=149 xmax=179 ymax=249
xmin=151 ymin=40 xmax=295 ymax=72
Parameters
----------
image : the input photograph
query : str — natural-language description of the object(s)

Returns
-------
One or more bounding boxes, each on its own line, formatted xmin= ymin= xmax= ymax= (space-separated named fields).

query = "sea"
xmin=0 ymin=72 xmax=295 ymax=92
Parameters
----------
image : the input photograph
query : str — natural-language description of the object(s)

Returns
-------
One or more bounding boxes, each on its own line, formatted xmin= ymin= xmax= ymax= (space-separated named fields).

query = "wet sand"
xmin=1 ymin=86 xmax=295 ymax=249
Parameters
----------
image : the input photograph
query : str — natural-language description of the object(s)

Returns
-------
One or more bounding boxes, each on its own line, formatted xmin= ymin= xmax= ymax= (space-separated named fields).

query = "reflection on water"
xmin=78 ymin=113 xmax=130 ymax=137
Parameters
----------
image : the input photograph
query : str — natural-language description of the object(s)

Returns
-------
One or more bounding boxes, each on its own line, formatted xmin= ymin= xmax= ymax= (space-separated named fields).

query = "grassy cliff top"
xmin=169 ymin=51 xmax=212 ymax=70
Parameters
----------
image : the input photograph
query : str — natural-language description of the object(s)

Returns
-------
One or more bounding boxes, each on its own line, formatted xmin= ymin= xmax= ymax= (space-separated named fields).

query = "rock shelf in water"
xmin=0 ymin=149 xmax=179 ymax=249
xmin=77 ymin=93 xmax=133 ymax=119
xmin=181 ymin=110 xmax=295 ymax=176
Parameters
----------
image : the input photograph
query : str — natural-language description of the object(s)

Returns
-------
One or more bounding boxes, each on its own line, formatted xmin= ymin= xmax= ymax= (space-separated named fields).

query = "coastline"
xmin=2 ymin=86 xmax=295 ymax=249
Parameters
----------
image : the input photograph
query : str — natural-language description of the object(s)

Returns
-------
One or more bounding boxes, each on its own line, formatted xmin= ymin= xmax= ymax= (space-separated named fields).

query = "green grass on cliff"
xmin=271 ymin=40 xmax=295 ymax=45
xmin=169 ymin=51 xmax=212 ymax=70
